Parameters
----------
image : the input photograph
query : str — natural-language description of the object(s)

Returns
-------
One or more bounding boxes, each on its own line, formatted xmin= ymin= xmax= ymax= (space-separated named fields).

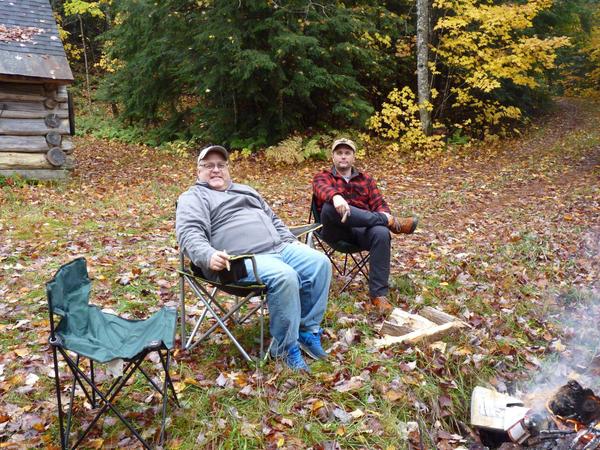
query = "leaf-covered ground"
xmin=0 ymin=98 xmax=598 ymax=449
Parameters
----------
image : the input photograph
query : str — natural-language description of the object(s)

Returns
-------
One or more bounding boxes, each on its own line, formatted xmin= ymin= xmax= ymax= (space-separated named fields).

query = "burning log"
xmin=470 ymin=381 xmax=600 ymax=449
xmin=548 ymin=380 xmax=600 ymax=426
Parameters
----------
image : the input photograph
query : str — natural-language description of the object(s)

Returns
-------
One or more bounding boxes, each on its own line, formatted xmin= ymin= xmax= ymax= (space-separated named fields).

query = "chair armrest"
xmin=179 ymin=255 xmax=263 ymax=285
xmin=289 ymin=223 xmax=322 ymax=239
xmin=228 ymin=254 xmax=262 ymax=285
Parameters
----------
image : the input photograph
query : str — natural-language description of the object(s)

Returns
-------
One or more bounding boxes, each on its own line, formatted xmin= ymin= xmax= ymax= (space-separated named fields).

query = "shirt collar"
xmin=331 ymin=166 xmax=359 ymax=179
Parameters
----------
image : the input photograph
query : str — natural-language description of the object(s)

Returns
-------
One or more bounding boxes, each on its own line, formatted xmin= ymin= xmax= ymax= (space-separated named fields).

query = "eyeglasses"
xmin=198 ymin=162 xmax=229 ymax=170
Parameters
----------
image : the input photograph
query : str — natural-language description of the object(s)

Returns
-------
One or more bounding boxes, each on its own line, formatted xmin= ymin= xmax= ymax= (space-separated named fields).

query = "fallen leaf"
xmin=25 ymin=373 xmax=39 ymax=386
xmin=333 ymin=376 xmax=364 ymax=393
xmin=383 ymin=389 xmax=404 ymax=402
xmin=14 ymin=348 xmax=30 ymax=357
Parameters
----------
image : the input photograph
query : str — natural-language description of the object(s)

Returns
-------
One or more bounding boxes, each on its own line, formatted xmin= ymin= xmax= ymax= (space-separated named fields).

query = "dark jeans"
xmin=320 ymin=202 xmax=391 ymax=297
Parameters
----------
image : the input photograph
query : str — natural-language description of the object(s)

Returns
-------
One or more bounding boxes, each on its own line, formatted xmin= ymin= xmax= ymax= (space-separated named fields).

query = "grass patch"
xmin=1 ymin=97 xmax=599 ymax=448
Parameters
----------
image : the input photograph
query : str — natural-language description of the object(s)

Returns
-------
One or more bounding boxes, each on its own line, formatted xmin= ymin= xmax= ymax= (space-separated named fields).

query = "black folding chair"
xmin=308 ymin=195 xmax=370 ymax=293
xmin=177 ymin=224 xmax=321 ymax=362
xmin=47 ymin=258 xmax=179 ymax=449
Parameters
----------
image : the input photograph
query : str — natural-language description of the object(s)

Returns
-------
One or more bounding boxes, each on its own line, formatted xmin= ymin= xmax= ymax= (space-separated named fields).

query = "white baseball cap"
xmin=197 ymin=145 xmax=228 ymax=163
xmin=331 ymin=138 xmax=357 ymax=152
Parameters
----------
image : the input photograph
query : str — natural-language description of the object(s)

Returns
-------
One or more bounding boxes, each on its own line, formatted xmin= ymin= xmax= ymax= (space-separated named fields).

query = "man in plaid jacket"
xmin=312 ymin=138 xmax=418 ymax=313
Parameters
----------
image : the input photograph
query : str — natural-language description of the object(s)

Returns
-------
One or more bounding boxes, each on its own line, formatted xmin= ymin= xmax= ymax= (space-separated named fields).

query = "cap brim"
xmin=332 ymin=143 xmax=356 ymax=152
xmin=198 ymin=145 xmax=229 ymax=161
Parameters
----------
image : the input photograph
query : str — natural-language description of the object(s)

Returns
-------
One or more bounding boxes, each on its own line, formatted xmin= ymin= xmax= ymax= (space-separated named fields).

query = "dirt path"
xmin=368 ymin=97 xmax=600 ymax=294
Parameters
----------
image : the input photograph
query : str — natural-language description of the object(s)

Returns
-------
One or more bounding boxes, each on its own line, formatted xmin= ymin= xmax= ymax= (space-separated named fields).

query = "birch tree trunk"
xmin=416 ymin=0 xmax=432 ymax=135
xmin=78 ymin=14 xmax=91 ymax=106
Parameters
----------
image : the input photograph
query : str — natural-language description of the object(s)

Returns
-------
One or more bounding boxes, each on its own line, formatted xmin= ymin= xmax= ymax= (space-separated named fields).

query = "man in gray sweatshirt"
xmin=176 ymin=145 xmax=332 ymax=372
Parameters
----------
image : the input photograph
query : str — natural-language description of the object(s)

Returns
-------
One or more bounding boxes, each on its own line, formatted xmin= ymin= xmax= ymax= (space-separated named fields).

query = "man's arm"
xmin=366 ymin=176 xmax=391 ymax=213
xmin=175 ymin=191 xmax=218 ymax=272
xmin=313 ymin=171 xmax=343 ymax=203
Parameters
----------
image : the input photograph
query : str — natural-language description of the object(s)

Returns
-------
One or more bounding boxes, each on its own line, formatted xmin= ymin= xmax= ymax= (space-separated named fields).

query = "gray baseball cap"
xmin=197 ymin=145 xmax=228 ymax=163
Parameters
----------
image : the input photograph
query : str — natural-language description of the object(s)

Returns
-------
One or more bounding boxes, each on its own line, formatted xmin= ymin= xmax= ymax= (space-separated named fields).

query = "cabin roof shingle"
xmin=0 ymin=0 xmax=73 ymax=82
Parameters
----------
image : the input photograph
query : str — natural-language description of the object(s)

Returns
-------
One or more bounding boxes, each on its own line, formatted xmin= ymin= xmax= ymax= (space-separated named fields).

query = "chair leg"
xmin=159 ymin=349 xmax=172 ymax=446
xmin=88 ymin=351 xmax=178 ymax=449
xmin=263 ymin=339 xmax=274 ymax=362
xmin=63 ymin=353 xmax=152 ymax=450
xmin=316 ymin=236 xmax=344 ymax=276
xmin=185 ymin=278 xmax=260 ymax=354
xmin=259 ymin=294 xmax=265 ymax=360
xmin=185 ymin=308 xmax=207 ymax=350
xmin=64 ymin=354 xmax=80 ymax=444
xmin=90 ymin=360 xmax=96 ymax=409
xmin=340 ymin=254 xmax=370 ymax=293
xmin=343 ymin=253 xmax=350 ymax=275
xmin=158 ymin=350 xmax=180 ymax=408
xmin=137 ymin=365 xmax=167 ymax=396
xmin=185 ymin=279 xmax=254 ymax=362
xmin=350 ymin=253 xmax=370 ymax=279
xmin=179 ymin=253 xmax=187 ymax=349
xmin=103 ymin=360 xmax=136 ymax=399
xmin=188 ymin=297 xmax=260 ymax=355
xmin=51 ymin=344 xmax=66 ymax=450
xmin=183 ymin=276 xmax=234 ymax=350
xmin=340 ymin=275 xmax=353 ymax=293
xmin=136 ymin=361 xmax=179 ymax=409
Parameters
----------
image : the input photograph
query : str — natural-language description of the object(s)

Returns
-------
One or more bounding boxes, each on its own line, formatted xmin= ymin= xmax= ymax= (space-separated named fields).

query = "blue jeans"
xmin=239 ymin=242 xmax=332 ymax=356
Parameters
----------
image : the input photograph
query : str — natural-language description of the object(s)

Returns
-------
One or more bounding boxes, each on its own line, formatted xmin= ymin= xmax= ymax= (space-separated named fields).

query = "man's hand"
xmin=209 ymin=250 xmax=230 ymax=271
xmin=332 ymin=195 xmax=350 ymax=221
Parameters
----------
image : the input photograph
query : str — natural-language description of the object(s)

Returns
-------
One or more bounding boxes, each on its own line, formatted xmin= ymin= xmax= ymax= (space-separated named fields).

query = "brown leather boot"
xmin=387 ymin=215 xmax=418 ymax=234
xmin=369 ymin=296 xmax=393 ymax=314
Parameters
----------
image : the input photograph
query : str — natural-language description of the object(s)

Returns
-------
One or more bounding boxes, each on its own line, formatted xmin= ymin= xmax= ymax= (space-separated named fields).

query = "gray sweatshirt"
xmin=176 ymin=181 xmax=296 ymax=276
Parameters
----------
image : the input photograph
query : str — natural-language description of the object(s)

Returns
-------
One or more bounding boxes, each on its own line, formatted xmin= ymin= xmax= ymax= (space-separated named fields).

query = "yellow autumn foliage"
xmin=369 ymin=0 xmax=571 ymax=154
xmin=368 ymin=87 xmax=445 ymax=157
xmin=561 ymin=20 xmax=600 ymax=98
xmin=54 ymin=12 xmax=82 ymax=61
xmin=433 ymin=0 xmax=570 ymax=136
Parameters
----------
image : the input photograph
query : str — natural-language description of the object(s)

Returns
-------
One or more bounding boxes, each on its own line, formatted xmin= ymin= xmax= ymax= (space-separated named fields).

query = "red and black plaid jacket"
xmin=312 ymin=167 xmax=391 ymax=214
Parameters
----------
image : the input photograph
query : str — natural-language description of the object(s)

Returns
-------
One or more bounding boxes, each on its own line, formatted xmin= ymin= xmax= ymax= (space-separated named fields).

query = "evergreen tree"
xmin=99 ymin=0 xmax=412 ymax=146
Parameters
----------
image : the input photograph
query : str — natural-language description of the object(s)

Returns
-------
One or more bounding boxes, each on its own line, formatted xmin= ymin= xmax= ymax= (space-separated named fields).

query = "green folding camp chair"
xmin=47 ymin=258 xmax=179 ymax=449
xmin=177 ymin=223 xmax=321 ymax=362
xmin=309 ymin=195 xmax=370 ymax=293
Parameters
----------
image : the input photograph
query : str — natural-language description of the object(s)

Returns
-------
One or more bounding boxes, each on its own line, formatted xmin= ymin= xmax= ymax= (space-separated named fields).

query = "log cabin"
xmin=0 ymin=0 xmax=75 ymax=180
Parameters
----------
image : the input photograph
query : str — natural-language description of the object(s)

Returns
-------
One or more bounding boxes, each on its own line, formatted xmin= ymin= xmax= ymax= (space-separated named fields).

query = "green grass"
xmin=1 ymin=97 xmax=599 ymax=448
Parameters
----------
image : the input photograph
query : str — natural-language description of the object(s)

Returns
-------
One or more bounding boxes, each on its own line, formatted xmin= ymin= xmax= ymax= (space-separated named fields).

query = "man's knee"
xmin=293 ymin=245 xmax=331 ymax=279
xmin=311 ymin=248 xmax=332 ymax=277
xmin=370 ymin=226 xmax=391 ymax=245
xmin=267 ymin=264 xmax=300 ymax=291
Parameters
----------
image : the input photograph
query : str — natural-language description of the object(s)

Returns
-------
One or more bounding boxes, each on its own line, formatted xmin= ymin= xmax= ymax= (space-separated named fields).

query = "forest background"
xmin=53 ymin=0 xmax=598 ymax=157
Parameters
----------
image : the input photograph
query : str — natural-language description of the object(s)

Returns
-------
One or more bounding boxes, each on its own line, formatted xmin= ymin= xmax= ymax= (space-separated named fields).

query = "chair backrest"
xmin=310 ymin=195 xmax=322 ymax=224
xmin=46 ymin=257 xmax=92 ymax=337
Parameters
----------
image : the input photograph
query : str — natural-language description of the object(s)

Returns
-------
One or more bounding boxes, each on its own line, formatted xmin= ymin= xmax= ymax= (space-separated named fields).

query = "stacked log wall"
xmin=0 ymin=82 xmax=74 ymax=180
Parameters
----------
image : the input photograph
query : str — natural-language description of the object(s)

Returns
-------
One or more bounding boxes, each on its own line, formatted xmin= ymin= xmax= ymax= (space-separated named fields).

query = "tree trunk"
xmin=416 ymin=0 xmax=432 ymax=135
xmin=78 ymin=14 xmax=91 ymax=106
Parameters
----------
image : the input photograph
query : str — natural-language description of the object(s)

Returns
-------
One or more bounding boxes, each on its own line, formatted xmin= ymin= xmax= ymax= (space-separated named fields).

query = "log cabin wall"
xmin=0 ymin=0 xmax=75 ymax=181
xmin=0 ymin=82 xmax=73 ymax=180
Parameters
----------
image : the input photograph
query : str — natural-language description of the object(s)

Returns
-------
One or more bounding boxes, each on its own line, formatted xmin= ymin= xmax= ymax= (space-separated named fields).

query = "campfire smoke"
xmin=520 ymin=287 xmax=600 ymax=413
xmin=472 ymin=285 xmax=600 ymax=448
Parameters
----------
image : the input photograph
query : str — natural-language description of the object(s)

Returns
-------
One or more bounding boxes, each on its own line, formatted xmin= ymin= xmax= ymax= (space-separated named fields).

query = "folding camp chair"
xmin=177 ymin=224 xmax=321 ymax=362
xmin=308 ymin=195 xmax=370 ymax=293
xmin=47 ymin=258 xmax=179 ymax=450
